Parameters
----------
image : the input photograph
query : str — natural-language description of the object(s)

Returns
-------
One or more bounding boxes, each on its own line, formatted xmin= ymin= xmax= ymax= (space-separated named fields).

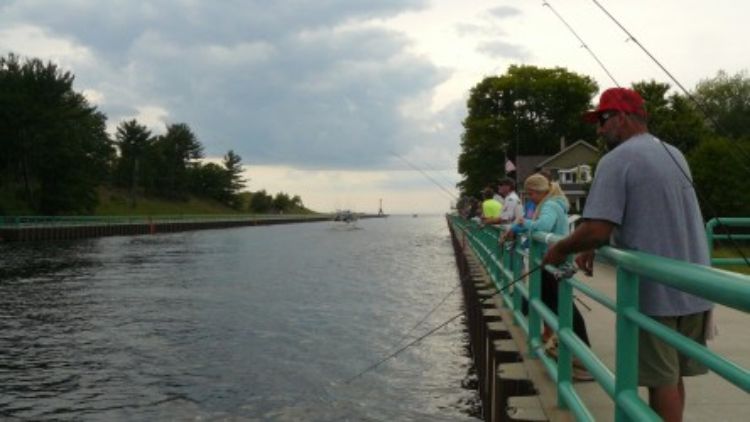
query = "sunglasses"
xmin=598 ymin=111 xmax=618 ymax=126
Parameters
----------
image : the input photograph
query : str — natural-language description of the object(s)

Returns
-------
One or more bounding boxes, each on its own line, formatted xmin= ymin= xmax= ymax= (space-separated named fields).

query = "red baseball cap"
xmin=583 ymin=87 xmax=647 ymax=123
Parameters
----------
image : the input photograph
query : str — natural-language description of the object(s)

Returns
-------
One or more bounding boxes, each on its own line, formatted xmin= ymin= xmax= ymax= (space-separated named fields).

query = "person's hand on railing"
xmin=542 ymin=243 xmax=567 ymax=268
xmin=574 ymin=250 xmax=595 ymax=277
xmin=499 ymin=229 xmax=515 ymax=244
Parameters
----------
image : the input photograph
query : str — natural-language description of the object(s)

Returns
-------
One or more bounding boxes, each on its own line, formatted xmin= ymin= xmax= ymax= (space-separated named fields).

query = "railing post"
xmin=705 ymin=218 xmax=716 ymax=263
xmin=557 ymin=268 xmax=574 ymax=408
xmin=500 ymin=238 xmax=510 ymax=290
xmin=512 ymin=243 xmax=523 ymax=315
xmin=527 ymin=237 xmax=543 ymax=356
xmin=615 ymin=267 xmax=640 ymax=422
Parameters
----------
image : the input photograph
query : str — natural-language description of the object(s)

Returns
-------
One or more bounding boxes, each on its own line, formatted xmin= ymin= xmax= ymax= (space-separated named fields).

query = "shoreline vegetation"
xmin=0 ymin=53 xmax=313 ymax=218
xmin=94 ymin=188 xmax=317 ymax=216
xmin=713 ymin=246 xmax=750 ymax=275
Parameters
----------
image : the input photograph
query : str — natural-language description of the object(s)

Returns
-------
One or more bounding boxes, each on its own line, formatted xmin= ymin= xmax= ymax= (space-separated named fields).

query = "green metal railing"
xmin=706 ymin=217 xmax=750 ymax=266
xmin=449 ymin=216 xmax=750 ymax=422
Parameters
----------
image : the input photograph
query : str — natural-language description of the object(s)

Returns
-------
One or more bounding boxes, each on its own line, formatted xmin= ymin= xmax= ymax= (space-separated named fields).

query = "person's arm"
xmin=526 ymin=202 xmax=556 ymax=232
xmin=543 ymin=219 xmax=615 ymax=266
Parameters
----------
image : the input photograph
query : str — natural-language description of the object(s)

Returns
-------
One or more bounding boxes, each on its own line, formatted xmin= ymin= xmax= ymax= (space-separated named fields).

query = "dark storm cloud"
xmin=0 ymin=0 xmax=453 ymax=169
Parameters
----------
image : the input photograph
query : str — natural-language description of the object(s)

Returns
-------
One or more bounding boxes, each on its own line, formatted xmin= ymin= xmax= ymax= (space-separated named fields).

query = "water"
xmin=0 ymin=216 xmax=480 ymax=421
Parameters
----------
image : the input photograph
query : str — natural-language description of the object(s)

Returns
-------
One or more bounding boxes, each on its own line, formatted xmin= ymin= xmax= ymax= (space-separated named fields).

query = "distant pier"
xmin=0 ymin=214 xmax=385 ymax=242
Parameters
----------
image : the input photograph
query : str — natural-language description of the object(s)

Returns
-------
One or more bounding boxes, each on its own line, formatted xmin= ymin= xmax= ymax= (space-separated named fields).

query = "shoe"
xmin=544 ymin=335 xmax=559 ymax=359
xmin=572 ymin=358 xmax=594 ymax=382
xmin=572 ymin=366 xmax=594 ymax=382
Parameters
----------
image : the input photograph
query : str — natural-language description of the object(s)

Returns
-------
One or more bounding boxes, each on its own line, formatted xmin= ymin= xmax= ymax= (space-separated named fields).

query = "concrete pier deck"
xmin=513 ymin=262 xmax=750 ymax=421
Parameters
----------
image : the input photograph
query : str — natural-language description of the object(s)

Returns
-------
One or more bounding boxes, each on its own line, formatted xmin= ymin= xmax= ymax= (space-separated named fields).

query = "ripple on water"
xmin=0 ymin=216 xmax=479 ymax=420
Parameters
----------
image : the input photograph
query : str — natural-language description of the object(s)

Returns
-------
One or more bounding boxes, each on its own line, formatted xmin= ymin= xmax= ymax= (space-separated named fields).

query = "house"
xmin=514 ymin=139 xmax=600 ymax=213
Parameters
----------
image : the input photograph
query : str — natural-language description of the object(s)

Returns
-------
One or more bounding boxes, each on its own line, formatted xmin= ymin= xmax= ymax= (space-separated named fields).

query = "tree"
xmin=632 ymin=80 xmax=709 ymax=153
xmin=114 ymin=119 xmax=153 ymax=203
xmin=688 ymin=136 xmax=750 ymax=218
xmin=693 ymin=70 xmax=750 ymax=141
xmin=632 ymin=76 xmax=750 ymax=220
xmin=248 ymin=189 xmax=273 ymax=213
xmin=189 ymin=162 xmax=230 ymax=202
xmin=0 ymin=53 xmax=114 ymax=214
xmin=458 ymin=65 xmax=598 ymax=196
xmin=291 ymin=195 xmax=303 ymax=209
xmin=272 ymin=192 xmax=292 ymax=212
xmin=222 ymin=150 xmax=245 ymax=209
xmin=152 ymin=123 xmax=203 ymax=199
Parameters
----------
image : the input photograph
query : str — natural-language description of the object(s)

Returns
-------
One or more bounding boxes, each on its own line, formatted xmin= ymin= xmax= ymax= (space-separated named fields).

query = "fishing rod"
xmin=344 ymin=260 xmax=546 ymax=384
xmin=417 ymin=157 xmax=461 ymax=198
xmin=389 ymin=151 xmax=458 ymax=201
xmin=542 ymin=1 xmax=620 ymax=87
xmin=584 ymin=0 xmax=750 ymax=265
xmin=590 ymin=0 xmax=750 ymax=166
xmin=377 ymin=282 xmax=463 ymax=369
xmin=542 ymin=1 xmax=750 ymax=266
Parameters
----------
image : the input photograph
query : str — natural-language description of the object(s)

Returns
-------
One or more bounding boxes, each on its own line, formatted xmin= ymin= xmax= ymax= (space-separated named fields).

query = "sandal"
xmin=572 ymin=362 xmax=594 ymax=382
xmin=544 ymin=335 xmax=559 ymax=359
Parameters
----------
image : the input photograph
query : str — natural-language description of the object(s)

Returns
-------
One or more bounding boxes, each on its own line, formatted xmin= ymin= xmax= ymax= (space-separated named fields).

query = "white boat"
xmin=333 ymin=210 xmax=358 ymax=223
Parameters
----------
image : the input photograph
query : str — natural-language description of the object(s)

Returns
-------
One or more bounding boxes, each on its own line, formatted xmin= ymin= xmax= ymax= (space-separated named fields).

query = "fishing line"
xmin=543 ymin=1 xmax=750 ymax=265
xmin=655 ymin=141 xmax=750 ymax=265
xmin=389 ymin=151 xmax=457 ymax=201
xmin=590 ymin=0 xmax=750 ymax=166
xmin=344 ymin=263 xmax=543 ymax=384
xmin=390 ymin=283 xmax=462 ymax=354
xmin=417 ymin=158 xmax=461 ymax=198
xmin=542 ymin=1 xmax=620 ymax=87
xmin=583 ymin=0 xmax=750 ymax=265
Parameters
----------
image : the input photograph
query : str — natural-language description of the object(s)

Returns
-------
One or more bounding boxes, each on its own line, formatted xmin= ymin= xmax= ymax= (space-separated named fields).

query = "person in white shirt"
xmin=482 ymin=178 xmax=522 ymax=225
xmin=498 ymin=178 xmax=522 ymax=223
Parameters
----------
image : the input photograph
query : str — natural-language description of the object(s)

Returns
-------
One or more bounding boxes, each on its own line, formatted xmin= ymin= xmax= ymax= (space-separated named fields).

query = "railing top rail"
xmin=706 ymin=217 xmax=750 ymax=228
xmin=526 ymin=230 xmax=750 ymax=312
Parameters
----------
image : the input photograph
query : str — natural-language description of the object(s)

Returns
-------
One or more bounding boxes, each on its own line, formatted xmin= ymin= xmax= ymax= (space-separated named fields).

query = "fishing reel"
xmin=549 ymin=263 xmax=578 ymax=280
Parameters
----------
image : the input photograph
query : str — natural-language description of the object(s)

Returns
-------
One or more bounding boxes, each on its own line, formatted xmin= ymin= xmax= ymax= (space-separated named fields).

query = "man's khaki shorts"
xmin=638 ymin=311 xmax=709 ymax=387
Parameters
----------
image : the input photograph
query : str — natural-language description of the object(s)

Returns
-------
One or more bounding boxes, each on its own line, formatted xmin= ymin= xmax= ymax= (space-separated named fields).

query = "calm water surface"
xmin=0 ymin=216 xmax=479 ymax=421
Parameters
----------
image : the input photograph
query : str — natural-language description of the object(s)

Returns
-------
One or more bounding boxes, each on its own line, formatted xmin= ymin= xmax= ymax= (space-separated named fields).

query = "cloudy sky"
xmin=1 ymin=1 xmax=747 ymax=213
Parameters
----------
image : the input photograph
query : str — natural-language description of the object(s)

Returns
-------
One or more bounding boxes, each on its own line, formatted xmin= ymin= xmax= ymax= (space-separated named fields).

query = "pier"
xmin=0 ymin=214 xmax=385 ymax=242
xmin=447 ymin=215 xmax=749 ymax=421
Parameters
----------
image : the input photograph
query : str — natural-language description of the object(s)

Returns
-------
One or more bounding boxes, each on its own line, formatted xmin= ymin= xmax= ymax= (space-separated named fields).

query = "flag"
xmin=505 ymin=159 xmax=516 ymax=173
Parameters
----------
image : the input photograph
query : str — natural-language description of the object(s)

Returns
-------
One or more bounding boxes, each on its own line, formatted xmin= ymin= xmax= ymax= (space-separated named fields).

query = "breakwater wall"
xmin=0 ymin=214 xmax=372 ymax=242
xmin=447 ymin=217 xmax=548 ymax=422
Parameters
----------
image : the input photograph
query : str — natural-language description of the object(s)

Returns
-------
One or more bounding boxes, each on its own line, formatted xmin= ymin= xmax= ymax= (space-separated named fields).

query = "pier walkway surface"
xmin=518 ymin=262 xmax=749 ymax=421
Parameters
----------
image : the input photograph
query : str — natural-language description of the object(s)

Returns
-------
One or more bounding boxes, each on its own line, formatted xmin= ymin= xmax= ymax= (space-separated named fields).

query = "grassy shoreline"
xmin=713 ymin=246 xmax=750 ymax=275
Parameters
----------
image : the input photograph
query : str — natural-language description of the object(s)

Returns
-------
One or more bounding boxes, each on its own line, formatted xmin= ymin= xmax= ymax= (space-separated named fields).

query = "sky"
xmin=1 ymin=0 xmax=747 ymax=213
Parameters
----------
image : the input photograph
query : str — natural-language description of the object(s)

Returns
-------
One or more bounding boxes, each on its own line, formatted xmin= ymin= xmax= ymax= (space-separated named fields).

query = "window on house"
xmin=559 ymin=170 xmax=574 ymax=184
xmin=578 ymin=165 xmax=592 ymax=183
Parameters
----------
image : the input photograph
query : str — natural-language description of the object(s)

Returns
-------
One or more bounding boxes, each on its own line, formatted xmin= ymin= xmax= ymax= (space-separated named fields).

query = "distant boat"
xmin=334 ymin=210 xmax=358 ymax=223
xmin=412 ymin=214 xmax=418 ymax=218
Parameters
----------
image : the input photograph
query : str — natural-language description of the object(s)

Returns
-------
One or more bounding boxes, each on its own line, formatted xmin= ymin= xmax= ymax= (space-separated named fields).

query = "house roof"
xmin=514 ymin=139 xmax=600 ymax=189
xmin=536 ymin=140 xmax=599 ymax=168
xmin=514 ymin=155 xmax=549 ymax=187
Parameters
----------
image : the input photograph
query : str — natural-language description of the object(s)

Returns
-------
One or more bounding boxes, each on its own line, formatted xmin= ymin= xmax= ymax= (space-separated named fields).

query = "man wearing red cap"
xmin=543 ymin=87 xmax=712 ymax=422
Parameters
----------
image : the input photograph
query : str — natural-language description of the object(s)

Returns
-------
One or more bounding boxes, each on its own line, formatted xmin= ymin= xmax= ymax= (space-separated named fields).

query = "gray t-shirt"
xmin=583 ymin=133 xmax=712 ymax=316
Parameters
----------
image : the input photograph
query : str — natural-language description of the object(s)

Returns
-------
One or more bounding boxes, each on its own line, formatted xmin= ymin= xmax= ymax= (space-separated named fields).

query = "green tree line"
xmin=0 ymin=53 xmax=309 ymax=215
xmin=459 ymin=65 xmax=750 ymax=218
